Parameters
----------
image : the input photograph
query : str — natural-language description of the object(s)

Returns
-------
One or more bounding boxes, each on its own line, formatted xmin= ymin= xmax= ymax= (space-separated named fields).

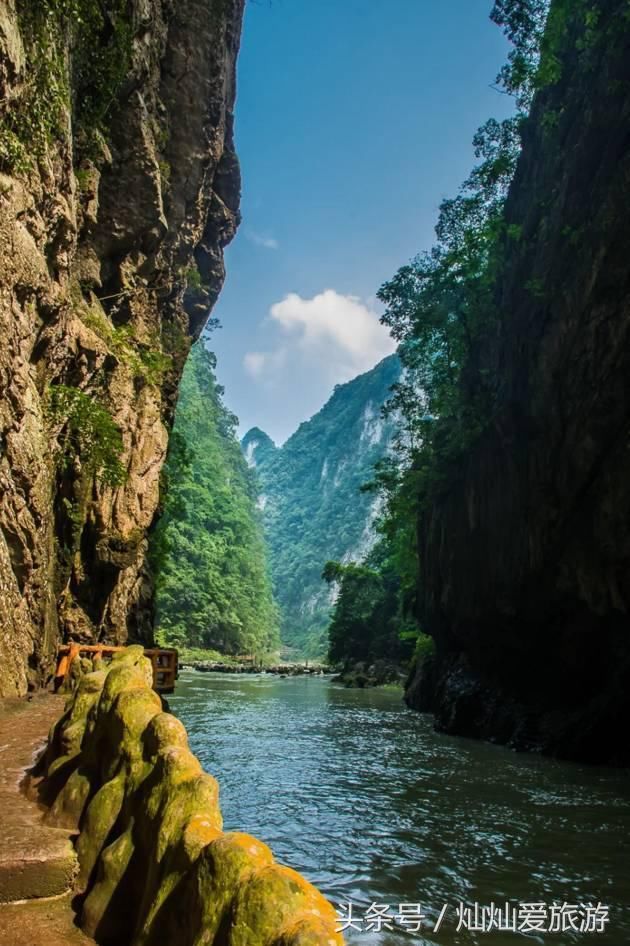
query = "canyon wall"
xmin=407 ymin=0 xmax=630 ymax=764
xmin=0 ymin=0 xmax=243 ymax=696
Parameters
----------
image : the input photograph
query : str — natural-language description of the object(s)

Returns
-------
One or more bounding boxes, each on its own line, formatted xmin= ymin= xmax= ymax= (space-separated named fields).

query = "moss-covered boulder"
xmin=39 ymin=647 xmax=343 ymax=946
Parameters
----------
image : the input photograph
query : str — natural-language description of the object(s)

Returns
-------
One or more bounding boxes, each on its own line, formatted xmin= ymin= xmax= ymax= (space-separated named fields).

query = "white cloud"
xmin=243 ymin=352 xmax=266 ymax=378
xmin=240 ymin=290 xmax=396 ymax=441
xmin=246 ymin=230 xmax=279 ymax=250
xmin=268 ymin=289 xmax=395 ymax=377
xmin=243 ymin=348 xmax=287 ymax=379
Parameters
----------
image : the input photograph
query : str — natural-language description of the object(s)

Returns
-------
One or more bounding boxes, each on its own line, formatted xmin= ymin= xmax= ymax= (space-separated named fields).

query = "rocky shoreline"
xmin=179 ymin=659 xmax=409 ymax=686
xmin=34 ymin=646 xmax=342 ymax=945
xmin=181 ymin=661 xmax=333 ymax=676
xmin=333 ymin=660 xmax=407 ymax=689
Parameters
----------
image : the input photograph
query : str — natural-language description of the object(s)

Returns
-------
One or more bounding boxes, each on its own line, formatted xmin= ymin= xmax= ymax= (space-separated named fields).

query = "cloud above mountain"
xmin=243 ymin=289 xmax=395 ymax=386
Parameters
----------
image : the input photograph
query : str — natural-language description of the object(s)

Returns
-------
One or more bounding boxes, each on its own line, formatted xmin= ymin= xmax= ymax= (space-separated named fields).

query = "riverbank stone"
xmin=38 ymin=648 xmax=344 ymax=946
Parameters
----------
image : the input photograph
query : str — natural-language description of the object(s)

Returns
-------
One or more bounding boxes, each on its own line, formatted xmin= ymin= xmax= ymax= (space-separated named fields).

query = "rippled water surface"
xmin=170 ymin=671 xmax=630 ymax=945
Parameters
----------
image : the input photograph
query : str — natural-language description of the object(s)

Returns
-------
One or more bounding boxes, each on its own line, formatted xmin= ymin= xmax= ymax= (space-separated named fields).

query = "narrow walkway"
xmin=0 ymin=693 xmax=93 ymax=945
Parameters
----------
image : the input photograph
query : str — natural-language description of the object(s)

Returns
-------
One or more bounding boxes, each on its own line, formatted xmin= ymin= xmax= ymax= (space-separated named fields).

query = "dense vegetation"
xmin=242 ymin=355 xmax=401 ymax=657
xmin=0 ymin=1 xmax=133 ymax=173
xmin=151 ymin=0 xmax=573 ymax=675
xmin=152 ymin=344 xmax=280 ymax=656
xmin=324 ymin=0 xmax=560 ymax=671
xmin=323 ymin=543 xmax=417 ymax=668
xmin=154 ymin=2 xmax=564 ymax=674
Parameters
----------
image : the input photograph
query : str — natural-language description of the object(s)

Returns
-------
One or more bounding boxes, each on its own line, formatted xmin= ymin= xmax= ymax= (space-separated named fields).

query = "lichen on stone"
xmin=39 ymin=649 xmax=344 ymax=946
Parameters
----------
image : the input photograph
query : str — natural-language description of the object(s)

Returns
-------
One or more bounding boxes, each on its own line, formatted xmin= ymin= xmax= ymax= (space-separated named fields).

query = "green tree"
xmin=151 ymin=344 xmax=280 ymax=655
xmin=377 ymin=2 xmax=556 ymax=493
xmin=323 ymin=1 xmax=564 ymax=668
xmin=323 ymin=541 xmax=416 ymax=667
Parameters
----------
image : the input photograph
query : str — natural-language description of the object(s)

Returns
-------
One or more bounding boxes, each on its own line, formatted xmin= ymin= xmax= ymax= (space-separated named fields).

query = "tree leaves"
xmin=151 ymin=344 xmax=280 ymax=656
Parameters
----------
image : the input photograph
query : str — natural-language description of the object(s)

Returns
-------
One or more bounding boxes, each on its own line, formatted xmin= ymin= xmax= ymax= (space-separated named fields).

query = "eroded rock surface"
xmin=37 ymin=648 xmax=343 ymax=946
xmin=0 ymin=1 xmax=244 ymax=695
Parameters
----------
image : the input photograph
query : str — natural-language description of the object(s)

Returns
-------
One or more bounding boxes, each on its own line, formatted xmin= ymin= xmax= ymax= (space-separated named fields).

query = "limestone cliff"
xmin=0 ymin=0 xmax=243 ymax=696
xmin=406 ymin=0 xmax=630 ymax=764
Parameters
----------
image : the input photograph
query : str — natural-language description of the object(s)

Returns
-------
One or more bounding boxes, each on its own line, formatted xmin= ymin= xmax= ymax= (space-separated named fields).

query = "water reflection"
xmin=170 ymin=671 xmax=630 ymax=945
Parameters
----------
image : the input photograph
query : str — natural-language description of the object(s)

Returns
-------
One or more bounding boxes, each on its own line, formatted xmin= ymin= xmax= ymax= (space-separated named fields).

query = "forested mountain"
xmin=152 ymin=344 xmax=279 ymax=656
xmin=242 ymin=355 xmax=401 ymax=656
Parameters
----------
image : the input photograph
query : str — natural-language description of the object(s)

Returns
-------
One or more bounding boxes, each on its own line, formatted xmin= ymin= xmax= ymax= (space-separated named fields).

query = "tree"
xmin=151 ymin=343 xmax=280 ymax=655
xmin=323 ymin=543 xmax=415 ymax=667
xmin=323 ymin=2 xmax=558 ymax=667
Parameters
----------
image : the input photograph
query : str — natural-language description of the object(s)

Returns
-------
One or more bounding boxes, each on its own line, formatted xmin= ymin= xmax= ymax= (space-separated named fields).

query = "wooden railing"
xmin=55 ymin=644 xmax=179 ymax=694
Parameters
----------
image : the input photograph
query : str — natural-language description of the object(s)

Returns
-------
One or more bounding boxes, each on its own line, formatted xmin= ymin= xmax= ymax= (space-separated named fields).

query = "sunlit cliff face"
xmin=0 ymin=0 xmax=245 ymax=696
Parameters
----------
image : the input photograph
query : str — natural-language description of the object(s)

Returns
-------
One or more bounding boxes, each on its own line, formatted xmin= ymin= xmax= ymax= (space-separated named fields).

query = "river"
xmin=170 ymin=671 xmax=630 ymax=946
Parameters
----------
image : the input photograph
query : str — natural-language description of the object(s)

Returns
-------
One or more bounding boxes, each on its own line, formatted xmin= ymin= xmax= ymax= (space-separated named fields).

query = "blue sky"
xmin=208 ymin=0 xmax=515 ymax=444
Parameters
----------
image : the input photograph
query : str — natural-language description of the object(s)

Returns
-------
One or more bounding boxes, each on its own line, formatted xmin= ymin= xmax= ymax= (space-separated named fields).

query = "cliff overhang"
xmin=0 ymin=0 xmax=244 ymax=696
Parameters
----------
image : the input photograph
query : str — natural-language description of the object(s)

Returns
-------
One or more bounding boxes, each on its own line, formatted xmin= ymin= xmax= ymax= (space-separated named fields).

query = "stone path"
xmin=0 ymin=693 xmax=93 ymax=945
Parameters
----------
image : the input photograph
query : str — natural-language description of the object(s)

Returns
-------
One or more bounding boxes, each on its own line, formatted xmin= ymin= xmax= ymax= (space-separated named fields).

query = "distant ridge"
xmin=242 ymin=354 xmax=401 ymax=656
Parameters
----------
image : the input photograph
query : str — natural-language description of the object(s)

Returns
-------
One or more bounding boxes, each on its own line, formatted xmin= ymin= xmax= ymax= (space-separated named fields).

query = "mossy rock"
xmin=76 ymin=773 xmax=126 ymax=889
xmin=138 ymin=832 xmax=275 ymax=946
xmin=143 ymin=711 xmax=189 ymax=759
xmin=230 ymin=864 xmax=338 ymax=946
xmin=81 ymin=827 xmax=136 ymax=940
xmin=45 ymin=765 xmax=92 ymax=829
xmin=272 ymin=915 xmax=344 ymax=946
xmin=40 ymin=647 xmax=344 ymax=946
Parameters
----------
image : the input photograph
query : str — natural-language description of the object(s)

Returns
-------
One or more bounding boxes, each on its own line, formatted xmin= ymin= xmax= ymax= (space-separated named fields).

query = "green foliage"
xmin=75 ymin=168 xmax=93 ymax=191
xmin=137 ymin=346 xmax=172 ymax=384
xmin=491 ymin=0 xmax=551 ymax=107
xmin=372 ymin=2 xmax=578 ymax=519
xmin=329 ymin=1 xmax=599 ymax=667
xmin=71 ymin=1 xmax=132 ymax=146
xmin=80 ymin=305 xmax=171 ymax=384
xmin=0 ymin=0 xmax=132 ymax=173
xmin=152 ymin=120 xmax=169 ymax=153
xmin=525 ymin=276 xmax=546 ymax=298
xmin=507 ymin=223 xmax=523 ymax=241
xmin=161 ymin=319 xmax=190 ymax=360
xmin=151 ymin=344 xmax=280 ymax=656
xmin=323 ymin=540 xmax=416 ymax=667
xmin=541 ymin=107 xmax=561 ymax=133
xmin=491 ymin=1 xmax=606 ymax=107
xmin=0 ymin=2 xmax=69 ymax=172
xmin=46 ymin=384 xmax=127 ymax=487
xmin=415 ymin=631 xmax=435 ymax=659
xmin=162 ymin=645 xmax=233 ymax=664
xmin=377 ymin=113 xmax=521 ymax=498
xmin=184 ymin=265 xmax=204 ymax=292
xmin=158 ymin=160 xmax=171 ymax=188
xmin=243 ymin=355 xmax=401 ymax=657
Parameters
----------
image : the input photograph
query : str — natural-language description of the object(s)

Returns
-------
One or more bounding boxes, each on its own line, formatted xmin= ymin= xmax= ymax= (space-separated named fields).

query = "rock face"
xmin=406 ymin=0 xmax=630 ymax=764
xmin=0 ymin=1 xmax=243 ymax=695
xmin=35 ymin=647 xmax=343 ymax=946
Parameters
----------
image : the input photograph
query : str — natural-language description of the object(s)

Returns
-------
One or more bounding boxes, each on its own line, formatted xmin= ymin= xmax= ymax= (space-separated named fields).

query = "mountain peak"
xmin=243 ymin=354 xmax=401 ymax=655
xmin=241 ymin=427 xmax=277 ymax=468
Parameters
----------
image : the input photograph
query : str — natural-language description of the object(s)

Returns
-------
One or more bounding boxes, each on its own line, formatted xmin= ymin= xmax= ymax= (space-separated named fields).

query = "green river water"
xmin=170 ymin=671 xmax=630 ymax=946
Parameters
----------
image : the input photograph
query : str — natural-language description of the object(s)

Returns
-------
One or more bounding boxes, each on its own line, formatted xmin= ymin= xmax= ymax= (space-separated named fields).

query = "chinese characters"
xmin=336 ymin=900 xmax=610 ymax=935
